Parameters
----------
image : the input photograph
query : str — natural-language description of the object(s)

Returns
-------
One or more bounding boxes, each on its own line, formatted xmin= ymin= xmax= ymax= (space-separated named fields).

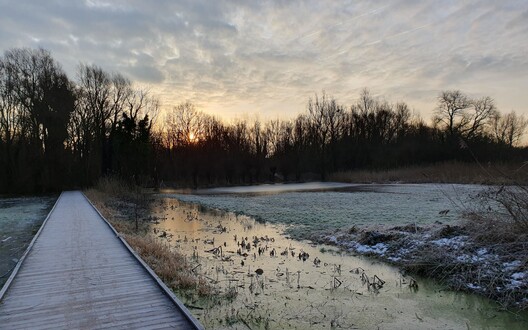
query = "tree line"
xmin=0 ymin=47 xmax=527 ymax=193
xmin=160 ymin=89 xmax=527 ymax=187
xmin=0 ymin=48 xmax=157 ymax=193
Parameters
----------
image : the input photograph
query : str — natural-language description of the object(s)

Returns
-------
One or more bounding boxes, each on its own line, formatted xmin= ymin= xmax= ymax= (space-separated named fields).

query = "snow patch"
xmin=354 ymin=242 xmax=388 ymax=255
xmin=503 ymin=260 xmax=522 ymax=271
xmin=512 ymin=272 xmax=525 ymax=280
xmin=327 ymin=235 xmax=338 ymax=244
xmin=509 ymin=280 xmax=524 ymax=288
xmin=467 ymin=283 xmax=481 ymax=290
xmin=431 ymin=236 xmax=467 ymax=249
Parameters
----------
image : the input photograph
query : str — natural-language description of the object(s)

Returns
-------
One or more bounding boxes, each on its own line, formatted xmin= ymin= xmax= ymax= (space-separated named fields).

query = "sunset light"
xmin=1 ymin=1 xmax=527 ymax=329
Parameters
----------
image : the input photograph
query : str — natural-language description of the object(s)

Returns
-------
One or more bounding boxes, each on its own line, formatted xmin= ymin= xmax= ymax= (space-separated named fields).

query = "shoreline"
xmin=160 ymin=181 xmax=528 ymax=311
xmin=86 ymin=180 xmax=528 ymax=316
xmin=315 ymin=221 xmax=527 ymax=311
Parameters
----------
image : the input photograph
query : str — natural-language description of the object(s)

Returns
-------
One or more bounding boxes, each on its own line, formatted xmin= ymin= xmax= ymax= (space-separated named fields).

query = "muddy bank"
xmin=316 ymin=222 xmax=528 ymax=310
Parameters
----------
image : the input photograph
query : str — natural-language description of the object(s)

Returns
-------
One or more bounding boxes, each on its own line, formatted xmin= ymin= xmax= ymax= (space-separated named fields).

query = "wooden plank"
xmin=0 ymin=301 xmax=177 ymax=327
xmin=0 ymin=191 xmax=203 ymax=329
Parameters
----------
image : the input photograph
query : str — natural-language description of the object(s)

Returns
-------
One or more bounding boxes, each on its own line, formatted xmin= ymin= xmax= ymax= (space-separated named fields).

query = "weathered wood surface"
xmin=0 ymin=191 xmax=202 ymax=329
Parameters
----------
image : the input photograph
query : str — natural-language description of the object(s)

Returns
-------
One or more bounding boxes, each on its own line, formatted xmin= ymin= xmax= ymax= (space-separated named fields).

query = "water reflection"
xmin=151 ymin=197 xmax=528 ymax=330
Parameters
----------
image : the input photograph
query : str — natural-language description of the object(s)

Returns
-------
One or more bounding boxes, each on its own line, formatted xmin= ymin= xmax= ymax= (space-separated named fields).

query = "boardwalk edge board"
xmin=81 ymin=191 xmax=204 ymax=330
xmin=0 ymin=192 xmax=64 ymax=301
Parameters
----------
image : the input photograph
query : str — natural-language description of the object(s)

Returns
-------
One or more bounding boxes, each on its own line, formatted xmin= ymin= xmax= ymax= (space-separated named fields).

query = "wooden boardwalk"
xmin=0 ymin=191 xmax=203 ymax=329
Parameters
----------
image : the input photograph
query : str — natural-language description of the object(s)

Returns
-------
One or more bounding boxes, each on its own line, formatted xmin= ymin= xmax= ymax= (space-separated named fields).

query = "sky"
xmin=0 ymin=0 xmax=527 ymax=122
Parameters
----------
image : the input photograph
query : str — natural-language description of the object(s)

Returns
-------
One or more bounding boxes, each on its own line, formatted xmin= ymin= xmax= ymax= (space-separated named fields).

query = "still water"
xmin=168 ymin=183 xmax=485 ymax=239
xmin=151 ymin=187 xmax=527 ymax=330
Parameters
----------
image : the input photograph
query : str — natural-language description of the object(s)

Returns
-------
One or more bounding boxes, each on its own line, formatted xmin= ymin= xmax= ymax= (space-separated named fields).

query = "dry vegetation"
xmin=84 ymin=178 xmax=216 ymax=302
xmin=322 ymin=220 xmax=527 ymax=310
xmin=320 ymin=177 xmax=528 ymax=310
xmin=330 ymin=161 xmax=528 ymax=185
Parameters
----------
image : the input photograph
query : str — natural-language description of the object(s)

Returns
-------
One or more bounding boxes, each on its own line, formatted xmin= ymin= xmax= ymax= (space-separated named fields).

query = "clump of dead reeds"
xmin=124 ymin=234 xmax=211 ymax=295
xmin=92 ymin=176 xmax=134 ymax=197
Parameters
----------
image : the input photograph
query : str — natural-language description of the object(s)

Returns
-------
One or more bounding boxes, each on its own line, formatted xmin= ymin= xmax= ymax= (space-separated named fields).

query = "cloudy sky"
xmin=0 ymin=0 xmax=527 ymax=121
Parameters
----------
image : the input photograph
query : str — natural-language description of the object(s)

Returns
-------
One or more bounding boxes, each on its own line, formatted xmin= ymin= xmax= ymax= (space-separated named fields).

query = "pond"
xmin=0 ymin=196 xmax=56 ymax=286
xmin=151 ymin=183 xmax=527 ymax=329
xmin=163 ymin=183 xmax=485 ymax=239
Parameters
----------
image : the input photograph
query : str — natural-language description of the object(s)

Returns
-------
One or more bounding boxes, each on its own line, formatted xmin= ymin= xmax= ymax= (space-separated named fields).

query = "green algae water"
xmin=151 ymin=187 xmax=528 ymax=330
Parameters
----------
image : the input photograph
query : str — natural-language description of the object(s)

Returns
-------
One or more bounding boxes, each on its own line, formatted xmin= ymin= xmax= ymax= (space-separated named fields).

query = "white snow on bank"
xmin=327 ymin=235 xmax=339 ymax=244
xmin=324 ymin=235 xmax=388 ymax=256
xmin=353 ymin=242 xmax=388 ymax=255
xmin=467 ymin=283 xmax=482 ymax=290
xmin=509 ymin=279 xmax=525 ymax=289
xmin=512 ymin=272 xmax=525 ymax=280
xmin=431 ymin=236 xmax=467 ymax=249
xmin=457 ymin=254 xmax=487 ymax=263
xmin=456 ymin=248 xmax=494 ymax=264
xmin=198 ymin=182 xmax=358 ymax=194
xmin=503 ymin=260 xmax=522 ymax=271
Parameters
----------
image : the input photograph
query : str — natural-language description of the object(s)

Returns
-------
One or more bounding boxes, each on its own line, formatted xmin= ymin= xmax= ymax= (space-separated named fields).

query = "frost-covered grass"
xmin=0 ymin=196 xmax=55 ymax=284
xmin=169 ymin=183 xmax=483 ymax=239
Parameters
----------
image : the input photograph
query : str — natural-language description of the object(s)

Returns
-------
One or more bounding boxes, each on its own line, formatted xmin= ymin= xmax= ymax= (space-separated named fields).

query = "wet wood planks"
xmin=0 ymin=191 xmax=202 ymax=329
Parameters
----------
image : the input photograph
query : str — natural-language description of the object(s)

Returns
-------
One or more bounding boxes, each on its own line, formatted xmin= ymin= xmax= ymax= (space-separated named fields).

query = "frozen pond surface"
xmin=0 ymin=196 xmax=56 ymax=286
xmin=164 ymin=183 xmax=485 ymax=239
xmin=196 ymin=182 xmax=358 ymax=194
xmin=153 ymin=183 xmax=528 ymax=329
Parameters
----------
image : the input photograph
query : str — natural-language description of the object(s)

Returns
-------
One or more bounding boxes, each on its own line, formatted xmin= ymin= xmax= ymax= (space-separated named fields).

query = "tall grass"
xmin=330 ymin=161 xmax=527 ymax=184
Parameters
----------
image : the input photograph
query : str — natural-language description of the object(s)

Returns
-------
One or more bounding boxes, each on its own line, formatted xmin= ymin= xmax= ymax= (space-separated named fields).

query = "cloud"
xmin=0 ymin=0 xmax=526 ymax=120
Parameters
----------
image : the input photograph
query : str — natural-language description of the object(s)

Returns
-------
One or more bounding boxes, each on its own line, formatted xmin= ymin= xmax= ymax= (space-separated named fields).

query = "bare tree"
xmin=307 ymin=91 xmax=345 ymax=178
xmin=464 ymin=96 xmax=498 ymax=139
xmin=77 ymin=64 xmax=112 ymax=139
xmin=491 ymin=111 xmax=528 ymax=147
xmin=165 ymin=101 xmax=204 ymax=147
xmin=393 ymin=102 xmax=411 ymax=139
xmin=358 ymin=88 xmax=375 ymax=114
xmin=434 ymin=90 xmax=472 ymax=136
xmin=0 ymin=48 xmax=74 ymax=191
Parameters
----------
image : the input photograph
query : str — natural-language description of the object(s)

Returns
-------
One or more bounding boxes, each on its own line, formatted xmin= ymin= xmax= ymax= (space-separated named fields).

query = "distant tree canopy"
xmin=158 ymin=89 xmax=527 ymax=187
xmin=0 ymin=47 xmax=527 ymax=193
